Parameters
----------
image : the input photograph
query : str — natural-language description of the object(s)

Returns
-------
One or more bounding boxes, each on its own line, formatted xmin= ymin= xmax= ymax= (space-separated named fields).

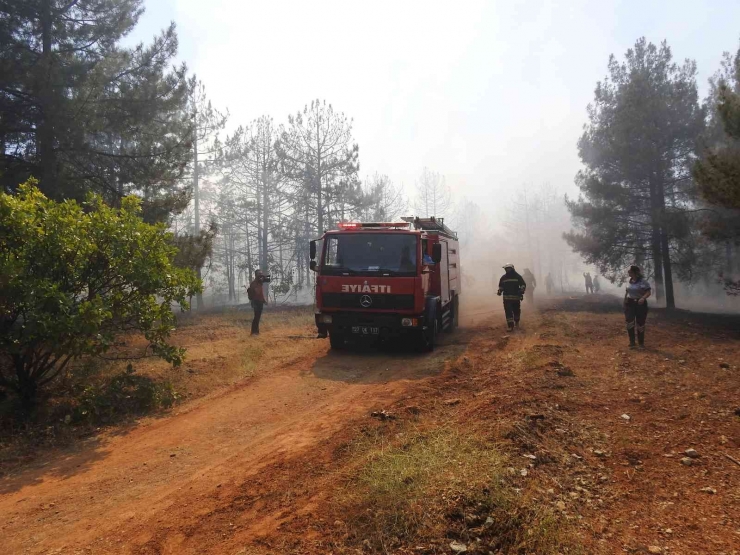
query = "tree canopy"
xmin=694 ymin=45 xmax=740 ymax=210
xmin=0 ymin=181 xmax=200 ymax=410
xmin=693 ymin=42 xmax=740 ymax=294
xmin=0 ymin=0 xmax=193 ymax=220
xmin=565 ymin=38 xmax=705 ymax=307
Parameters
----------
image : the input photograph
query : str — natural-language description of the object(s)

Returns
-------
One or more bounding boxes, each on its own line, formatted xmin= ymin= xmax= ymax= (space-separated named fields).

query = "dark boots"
xmin=637 ymin=331 xmax=645 ymax=348
xmin=628 ymin=328 xmax=636 ymax=348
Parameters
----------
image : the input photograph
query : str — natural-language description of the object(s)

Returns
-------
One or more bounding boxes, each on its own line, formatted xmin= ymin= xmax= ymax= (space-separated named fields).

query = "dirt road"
xmin=0 ymin=310 xmax=469 ymax=554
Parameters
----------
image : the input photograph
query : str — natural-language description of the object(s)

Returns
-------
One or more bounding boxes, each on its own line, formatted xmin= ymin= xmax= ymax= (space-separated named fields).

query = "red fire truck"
xmin=310 ymin=217 xmax=461 ymax=351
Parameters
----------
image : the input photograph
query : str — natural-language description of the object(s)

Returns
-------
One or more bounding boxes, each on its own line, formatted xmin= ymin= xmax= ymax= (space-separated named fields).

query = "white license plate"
xmin=351 ymin=326 xmax=379 ymax=335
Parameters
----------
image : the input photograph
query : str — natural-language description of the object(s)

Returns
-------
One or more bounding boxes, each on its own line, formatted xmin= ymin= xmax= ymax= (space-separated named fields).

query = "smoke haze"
xmin=130 ymin=0 xmax=740 ymax=312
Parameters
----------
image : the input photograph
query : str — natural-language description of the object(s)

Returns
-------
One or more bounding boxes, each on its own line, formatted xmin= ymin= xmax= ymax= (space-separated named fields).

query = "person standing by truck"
xmin=246 ymin=269 xmax=268 ymax=336
xmin=497 ymin=263 xmax=526 ymax=331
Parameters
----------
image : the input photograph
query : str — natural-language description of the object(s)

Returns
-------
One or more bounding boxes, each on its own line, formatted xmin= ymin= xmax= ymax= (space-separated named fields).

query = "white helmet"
xmin=503 ymin=263 xmax=515 ymax=270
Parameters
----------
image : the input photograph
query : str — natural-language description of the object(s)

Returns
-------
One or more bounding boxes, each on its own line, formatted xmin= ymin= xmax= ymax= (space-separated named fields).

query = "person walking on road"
xmin=522 ymin=268 xmax=536 ymax=305
xmin=624 ymin=265 xmax=651 ymax=349
xmin=545 ymin=272 xmax=554 ymax=296
xmin=497 ymin=263 xmax=526 ymax=331
xmin=246 ymin=269 xmax=267 ymax=336
xmin=583 ymin=272 xmax=594 ymax=294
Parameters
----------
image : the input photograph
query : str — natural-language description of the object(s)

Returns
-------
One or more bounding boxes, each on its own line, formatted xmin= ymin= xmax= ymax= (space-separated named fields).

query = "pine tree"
xmin=0 ymin=0 xmax=192 ymax=220
xmin=275 ymin=100 xmax=359 ymax=236
xmin=413 ymin=167 xmax=453 ymax=217
xmin=185 ymin=80 xmax=227 ymax=308
xmin=693 ymin=41 xmax=740 ymax=294
xmin=694 ymin=44 xmax=740 ymax=211
xmin=565 ymin=38 xmax=705 ymax=307
xmin=359 ymin=173 xmax=406 ymax=221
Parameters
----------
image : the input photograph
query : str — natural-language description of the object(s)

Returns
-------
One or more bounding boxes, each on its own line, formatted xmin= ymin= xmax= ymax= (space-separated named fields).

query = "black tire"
xmin=329 ymin=332 xmax=345 ymax=350
xmin=417 ymin=316 xmax=438 ymax=352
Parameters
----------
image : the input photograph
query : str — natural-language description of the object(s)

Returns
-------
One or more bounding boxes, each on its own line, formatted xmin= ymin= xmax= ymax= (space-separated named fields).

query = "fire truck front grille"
xmin=322 ymin=293 xmax=414 ymax=310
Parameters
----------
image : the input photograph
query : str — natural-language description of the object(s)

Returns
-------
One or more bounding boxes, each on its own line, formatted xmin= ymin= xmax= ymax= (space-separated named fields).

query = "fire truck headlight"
xmin=401 ymin=318 xmax=418 ymax=327
xmin=321 ymin=314 xmax=333 ymax=324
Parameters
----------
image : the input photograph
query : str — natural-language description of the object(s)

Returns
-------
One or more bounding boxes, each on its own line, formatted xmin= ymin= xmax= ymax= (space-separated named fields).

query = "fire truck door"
xmin=440 ymin=241 xmax=450 ymax=304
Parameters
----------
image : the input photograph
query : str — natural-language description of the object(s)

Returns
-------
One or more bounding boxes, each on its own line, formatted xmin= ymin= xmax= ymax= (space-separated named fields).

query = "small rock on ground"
xmin=449 ymin=540 xmax=467 ymax=553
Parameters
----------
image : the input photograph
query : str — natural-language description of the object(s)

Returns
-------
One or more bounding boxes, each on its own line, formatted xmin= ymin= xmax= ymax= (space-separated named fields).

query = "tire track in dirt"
xmin=0 ymin=323 xmax=471 ymax=554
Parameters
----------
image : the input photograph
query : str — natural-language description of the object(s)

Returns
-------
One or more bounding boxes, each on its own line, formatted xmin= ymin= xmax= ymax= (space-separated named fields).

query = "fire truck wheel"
xmin=417 ymin=317 xmax=438 ymax=352
xmin=452 ymin=296 xmax=460 ymax=329
xmin=329 ymin=332 xmax=345 ymax=350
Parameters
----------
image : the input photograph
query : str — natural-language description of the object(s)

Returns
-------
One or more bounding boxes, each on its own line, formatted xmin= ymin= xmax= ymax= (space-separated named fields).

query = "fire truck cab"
xmin=310 ymin=217 xmax=461 ymax=351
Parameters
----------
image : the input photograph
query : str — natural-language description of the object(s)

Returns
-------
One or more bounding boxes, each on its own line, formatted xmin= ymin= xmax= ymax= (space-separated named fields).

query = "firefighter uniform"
xmin=497 ymin=264 xmax=526 ymax=331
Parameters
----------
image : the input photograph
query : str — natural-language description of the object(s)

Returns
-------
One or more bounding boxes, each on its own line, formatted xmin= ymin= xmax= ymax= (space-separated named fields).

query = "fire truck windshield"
xmin=322 ymin=233 xmax=418 ymax=276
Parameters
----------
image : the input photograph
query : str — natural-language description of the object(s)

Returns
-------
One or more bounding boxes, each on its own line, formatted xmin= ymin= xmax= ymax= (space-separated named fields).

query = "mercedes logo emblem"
xmin=360 ymin=294 xmax=373 ymax=308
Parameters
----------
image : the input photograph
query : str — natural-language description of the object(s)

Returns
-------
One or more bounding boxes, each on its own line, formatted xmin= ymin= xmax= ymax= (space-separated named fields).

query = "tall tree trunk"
xmin=229 ymin=232 xmax=236 ymax=301
xmin=725 ymin=241 xmax=733 ymax=275
xmin=316 ymin=174 xmax=323 ymax=235
xmin=193 ymin=123 xmax=204 ymax=310
xmin=38 ymin=0 xmax=56 ymax=194
xmin=649 ymin=178 xmax=665 ymax=303
xmin=650 ymin=228 xmax=664 ymax=302
xmin=245 ymin=221 xmax=253 ymax=282
xmin=260 ymin=171 xmax=269 ymax=271
xmin=256 ymin=180 xmax=263 ymax=269
xmin=657 ymin=179 xmax=675 ymax=309
xmin=660 ymin=229 xmax=675 ymax=308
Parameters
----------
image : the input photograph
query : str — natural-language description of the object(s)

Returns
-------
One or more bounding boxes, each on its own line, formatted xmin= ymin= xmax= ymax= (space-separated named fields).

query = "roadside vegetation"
xmin=334 ymin=425 xmax=577 ymax=554
xmin=0 ymin=305 xmax=314 ymax=476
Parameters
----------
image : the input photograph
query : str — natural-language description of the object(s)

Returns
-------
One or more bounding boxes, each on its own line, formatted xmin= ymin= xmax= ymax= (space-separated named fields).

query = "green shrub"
xmin=0 ymin=181 xmax=201 ymax=411
xmin=73 ymin=367 xmax=179 ymax=423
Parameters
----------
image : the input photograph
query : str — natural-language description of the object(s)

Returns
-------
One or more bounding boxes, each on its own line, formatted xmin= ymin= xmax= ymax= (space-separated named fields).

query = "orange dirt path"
xmin=0 ymin=320 xmax=464 ymax=554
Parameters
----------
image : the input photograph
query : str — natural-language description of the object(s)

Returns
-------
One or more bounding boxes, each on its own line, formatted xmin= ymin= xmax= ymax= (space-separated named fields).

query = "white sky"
xmin=130 ymin=0 xmax=740 ymax=208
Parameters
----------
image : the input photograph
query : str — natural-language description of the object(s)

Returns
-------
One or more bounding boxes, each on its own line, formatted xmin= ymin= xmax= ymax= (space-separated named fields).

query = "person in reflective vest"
xmin=497 ymin=263 xmax=526 ymax=331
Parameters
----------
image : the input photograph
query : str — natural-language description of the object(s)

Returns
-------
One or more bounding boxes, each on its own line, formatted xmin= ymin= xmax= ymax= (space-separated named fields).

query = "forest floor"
xmin=0 ymin=294 xmax=738 ymax=554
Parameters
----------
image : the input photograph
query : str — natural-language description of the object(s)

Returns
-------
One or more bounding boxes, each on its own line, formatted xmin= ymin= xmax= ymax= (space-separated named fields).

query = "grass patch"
xmin=336 ymin=426 xmax=578 ymax=554
xmin=241 ymin=344 xmax=266 ymax=377
xmin=511 ymin=348 xmax=542 ymax=372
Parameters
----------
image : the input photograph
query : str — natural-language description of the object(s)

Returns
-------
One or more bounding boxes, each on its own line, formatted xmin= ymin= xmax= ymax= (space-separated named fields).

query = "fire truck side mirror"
xmin=432 ymin=243 xmax=442 ymax=264
xmin=309 ymin=240 xmax=317 ymax=260
xmin=310 ymin=260 xmax=317 ymax=272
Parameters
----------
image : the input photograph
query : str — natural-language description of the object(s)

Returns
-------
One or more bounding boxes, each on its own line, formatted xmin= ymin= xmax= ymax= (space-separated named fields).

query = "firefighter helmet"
xmin=503 ymin=263 xmax=515 ymax=270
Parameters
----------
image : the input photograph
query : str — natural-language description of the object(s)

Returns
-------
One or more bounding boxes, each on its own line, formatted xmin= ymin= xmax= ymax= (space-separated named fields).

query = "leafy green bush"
xmin=0 ymin=181 xmax=201 ymax=411
xmin=73 ymin=366 xmax=179 ymax=423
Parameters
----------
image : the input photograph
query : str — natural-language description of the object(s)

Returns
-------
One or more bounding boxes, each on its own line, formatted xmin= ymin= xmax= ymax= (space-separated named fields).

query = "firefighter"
xmin=624 ymin=265 xmax=651 ymax=348
xmin=545 ymin=272 xmax=554 ymax=295
xmin=584 ymin=272 xmax=594 ymax=294
xmin=497 ymin=263 xmax=526 ymax=331
xmin=246 ymin=269 xmax=267 ymax=336
xmin=522 ymin=268 xmax=536 ymax=305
